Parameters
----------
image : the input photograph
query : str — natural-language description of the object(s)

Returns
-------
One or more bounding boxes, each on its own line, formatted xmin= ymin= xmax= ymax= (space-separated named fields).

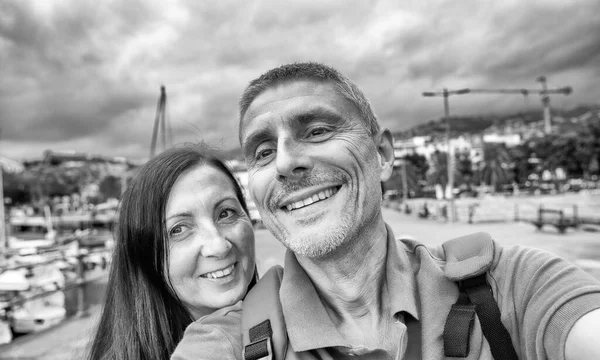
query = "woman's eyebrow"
xmin=215 ymin=196 xmax=239 ymax=207
xmin=166 ymin=211 xmax=193 ymax=222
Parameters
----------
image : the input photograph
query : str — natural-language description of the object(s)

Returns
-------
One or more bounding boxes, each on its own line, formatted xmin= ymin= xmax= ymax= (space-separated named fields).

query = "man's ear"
xmin=376 ymin=129 xmax=394 ymax=182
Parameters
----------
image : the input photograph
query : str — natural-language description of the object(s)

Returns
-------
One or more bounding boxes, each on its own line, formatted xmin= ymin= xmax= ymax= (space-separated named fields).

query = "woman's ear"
xmin=376 ymin=129 xmax=395 ymax=182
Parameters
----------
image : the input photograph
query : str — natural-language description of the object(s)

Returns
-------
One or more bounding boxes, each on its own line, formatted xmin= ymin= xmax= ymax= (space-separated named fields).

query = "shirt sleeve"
xmin=170 ymin=301 xmax=244 ymax=360
xmin=490 ymin=244 xmax=600 ymax=360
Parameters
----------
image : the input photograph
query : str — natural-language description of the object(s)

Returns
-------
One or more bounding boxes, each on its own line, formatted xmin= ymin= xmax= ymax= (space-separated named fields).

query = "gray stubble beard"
xmin=274 ymin=208 xmax=356 ymax=259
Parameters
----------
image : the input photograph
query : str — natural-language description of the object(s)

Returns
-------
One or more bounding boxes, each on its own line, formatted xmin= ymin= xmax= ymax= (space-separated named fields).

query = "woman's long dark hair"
xmin=87 ymin=145 xmax=251 ymax=360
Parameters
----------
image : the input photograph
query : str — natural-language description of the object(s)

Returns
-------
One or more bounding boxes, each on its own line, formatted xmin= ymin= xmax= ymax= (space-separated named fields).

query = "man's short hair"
xmin=238 ymin=62 xmax=380 ymax=140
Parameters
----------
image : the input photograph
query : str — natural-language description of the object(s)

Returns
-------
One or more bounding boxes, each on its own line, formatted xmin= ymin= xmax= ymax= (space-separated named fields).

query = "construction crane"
xmin=421 ymin=77 xmax=572 ymax=221
xmin=464 ymin=77 xmax=572 ymax=134
xmin=149 ymin=85 xmax=174 ymax=158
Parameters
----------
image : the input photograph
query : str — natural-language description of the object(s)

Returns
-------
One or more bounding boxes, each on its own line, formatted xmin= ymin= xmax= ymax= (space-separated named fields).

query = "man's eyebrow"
xmin=241 ymin=107 xmax=344 ymax=155
xmin=293 ymin=108 xmax=344 ymax=126
xmin=242 ymin=128 xmax=272 ymax=156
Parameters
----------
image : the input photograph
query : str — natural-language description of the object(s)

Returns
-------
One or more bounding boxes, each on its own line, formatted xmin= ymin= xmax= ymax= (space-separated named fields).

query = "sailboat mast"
xmin=150 ymin=86 xmax=167 ymax=158
xmin=0 ymin=164 xmax=6 ymax=252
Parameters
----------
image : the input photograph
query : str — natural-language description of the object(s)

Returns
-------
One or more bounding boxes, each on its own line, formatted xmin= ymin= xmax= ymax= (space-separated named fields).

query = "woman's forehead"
xmin=166 ymin=164 xmax=238 ymax=213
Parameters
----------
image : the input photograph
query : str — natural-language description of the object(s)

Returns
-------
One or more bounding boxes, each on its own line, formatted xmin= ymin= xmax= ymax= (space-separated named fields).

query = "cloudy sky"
xmin=1 ymin=0 xmax=599 ymax=162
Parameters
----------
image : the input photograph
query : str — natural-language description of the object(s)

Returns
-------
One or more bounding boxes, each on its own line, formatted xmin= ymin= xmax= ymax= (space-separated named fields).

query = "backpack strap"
xmin=242 ymin=265 xmax=288 ymax=360
xmin=442 ymin=232 xmax=519 ymax=360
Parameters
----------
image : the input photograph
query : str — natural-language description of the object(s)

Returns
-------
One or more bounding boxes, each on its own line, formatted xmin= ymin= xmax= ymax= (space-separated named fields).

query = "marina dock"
xmin=1 ymin=205 xmax=600 ymax=359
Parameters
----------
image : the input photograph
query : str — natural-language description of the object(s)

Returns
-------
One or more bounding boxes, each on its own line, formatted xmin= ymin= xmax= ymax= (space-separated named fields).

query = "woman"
xmin=87 ymin=145 xmax=256 ymax=360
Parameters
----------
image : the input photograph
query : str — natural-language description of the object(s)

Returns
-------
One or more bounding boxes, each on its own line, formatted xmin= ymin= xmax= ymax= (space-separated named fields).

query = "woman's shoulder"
xmin=199 ymin=300 xmax=243 ymax=323
xmin=170 ymin=301 xmax=243 ymax=360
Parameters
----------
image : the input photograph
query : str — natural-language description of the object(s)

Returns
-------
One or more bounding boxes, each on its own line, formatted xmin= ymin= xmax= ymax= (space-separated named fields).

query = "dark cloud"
xmin=1 ymin=0 xmax=599 ymax=161
xmin=472 ymin=2 xmax=600 ymax=79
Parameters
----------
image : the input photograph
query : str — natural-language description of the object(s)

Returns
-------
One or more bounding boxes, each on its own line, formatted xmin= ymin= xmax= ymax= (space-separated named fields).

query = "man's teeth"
xmin=203 ymin=263 xmax=235 ymax=279
xmin=285 ymin=187 xmax=337 ymax=211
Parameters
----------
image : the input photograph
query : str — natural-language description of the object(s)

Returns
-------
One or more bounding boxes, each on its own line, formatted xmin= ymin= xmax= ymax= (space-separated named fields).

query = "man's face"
xmin=240 ymin=79 xmax=390 ymax=258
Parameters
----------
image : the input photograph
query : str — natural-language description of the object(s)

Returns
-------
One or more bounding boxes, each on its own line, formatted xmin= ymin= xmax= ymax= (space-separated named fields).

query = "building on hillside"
xmin=0 ymin=157 xmax=24 ymax=174
xmin=482 ymin=133 xmax=522 ymax=147
xmin=23 ymin=150 xmax=139 ymax=179
xmin=393 ymin=136 xmax=432 ymax=159
xmin=393 ymin=135 xmax=484 ymax=164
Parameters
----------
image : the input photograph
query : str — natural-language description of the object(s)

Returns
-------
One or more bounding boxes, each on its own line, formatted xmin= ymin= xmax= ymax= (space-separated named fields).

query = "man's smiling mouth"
xmin=281 ymin=186 xmax=341 ymax=211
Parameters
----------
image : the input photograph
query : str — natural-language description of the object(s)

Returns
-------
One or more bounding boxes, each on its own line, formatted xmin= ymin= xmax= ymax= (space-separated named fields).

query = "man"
xmin=238 ymin=62 xmax=600 ymax=359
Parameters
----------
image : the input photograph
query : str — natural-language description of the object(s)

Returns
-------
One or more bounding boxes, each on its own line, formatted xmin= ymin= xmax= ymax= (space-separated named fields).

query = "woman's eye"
xmin=218 ymin=208 xmax=236 ymax=220
xmin=169 ymin=224 xmax=188 ymax=237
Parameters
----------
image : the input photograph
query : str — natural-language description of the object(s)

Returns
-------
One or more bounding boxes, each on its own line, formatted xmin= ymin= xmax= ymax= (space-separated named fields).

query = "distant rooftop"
xmin=22 ymin=150 xmax=141 ymax=168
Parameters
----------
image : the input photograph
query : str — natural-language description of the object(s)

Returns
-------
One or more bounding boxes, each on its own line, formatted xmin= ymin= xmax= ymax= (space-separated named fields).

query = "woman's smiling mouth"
xmin=200 ymin=262 xmax=236 ymax=279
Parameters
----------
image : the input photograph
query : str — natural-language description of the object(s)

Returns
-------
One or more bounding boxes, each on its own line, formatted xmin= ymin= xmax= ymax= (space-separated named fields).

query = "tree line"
xmin=3 ymin=163 xmax=124 ymax=209
xmin=386 ymin=117 xmax=600 ymax=197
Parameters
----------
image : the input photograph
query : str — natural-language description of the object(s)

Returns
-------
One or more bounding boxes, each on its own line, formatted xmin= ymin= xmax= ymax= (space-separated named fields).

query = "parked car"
xmin=246 ymin=200 xmax=263 ymax=228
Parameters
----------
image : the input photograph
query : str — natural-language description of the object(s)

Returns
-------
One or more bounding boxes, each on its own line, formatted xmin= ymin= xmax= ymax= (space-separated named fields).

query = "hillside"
xmin=392 ymin=104 xmax=600 ymax=140
xmin=221 ymin=105 xmax=600 ymax=160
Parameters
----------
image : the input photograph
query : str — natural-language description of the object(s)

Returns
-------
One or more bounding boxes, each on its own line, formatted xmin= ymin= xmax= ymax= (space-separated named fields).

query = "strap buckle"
xmin=244 ymin=337 xmax=273 ymax=360
xmin=244 ymin=319 xmax=274 ymax=360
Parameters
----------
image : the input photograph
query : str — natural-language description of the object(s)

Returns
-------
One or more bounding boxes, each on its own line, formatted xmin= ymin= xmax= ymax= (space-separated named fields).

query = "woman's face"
xmin=165 ymin=164 xmax=255 ymax=319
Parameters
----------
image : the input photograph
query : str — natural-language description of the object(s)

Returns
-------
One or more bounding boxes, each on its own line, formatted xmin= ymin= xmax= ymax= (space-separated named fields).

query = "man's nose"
xmin=275 ymin=137 xmax=313 ymax=181
xmin=199 ymin=226 xmax=232 ymax=259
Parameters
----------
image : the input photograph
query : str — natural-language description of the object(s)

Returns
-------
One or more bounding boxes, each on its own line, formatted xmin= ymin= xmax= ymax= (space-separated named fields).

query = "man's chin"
xmin=280 ymin=229 xmax=348 ymax=259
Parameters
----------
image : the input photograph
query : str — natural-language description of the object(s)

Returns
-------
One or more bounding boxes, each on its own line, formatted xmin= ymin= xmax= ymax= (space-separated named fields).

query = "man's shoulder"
xmin=396 ymin=232 xmax=532 ymax=262
xmin=395 ymin=232 xmax=581 ymax=282
xmin=395 ymin=232 xmax=528 ymax=278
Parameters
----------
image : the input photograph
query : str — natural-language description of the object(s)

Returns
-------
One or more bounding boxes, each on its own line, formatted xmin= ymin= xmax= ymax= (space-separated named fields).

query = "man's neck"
xmin=295 ymin=216 xmax=391 ymax=344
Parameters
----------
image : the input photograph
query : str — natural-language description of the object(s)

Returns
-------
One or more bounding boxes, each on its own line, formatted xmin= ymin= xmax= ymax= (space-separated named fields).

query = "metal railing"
xmin=0 ymin=246 xmax=111 ymax=319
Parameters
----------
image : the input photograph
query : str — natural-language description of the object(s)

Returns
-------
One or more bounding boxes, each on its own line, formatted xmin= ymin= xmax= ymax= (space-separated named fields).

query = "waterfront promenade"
xmin=1 ymin=207 xmax=599 ymax=359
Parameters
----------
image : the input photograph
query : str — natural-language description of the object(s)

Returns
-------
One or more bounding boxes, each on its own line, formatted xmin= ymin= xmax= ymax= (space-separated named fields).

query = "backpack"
xmin=242 ymin=232 xmax=519 ymax=360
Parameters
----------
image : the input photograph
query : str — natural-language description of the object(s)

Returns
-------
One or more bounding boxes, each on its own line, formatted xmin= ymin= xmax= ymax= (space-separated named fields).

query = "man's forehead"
xmin=239 ymin=79 xmax=350 ymax=138
xmin=246 ymin=80 xmax=338 ymax=114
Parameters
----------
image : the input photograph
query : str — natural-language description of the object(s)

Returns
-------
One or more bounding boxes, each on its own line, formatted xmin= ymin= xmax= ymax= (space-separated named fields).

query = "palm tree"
xmin=477 ymin=143 xmax=511 ymax=193
xmin=385 ymin=161 xmax=420 ymax=198
xmin=401 ymin=161 xmax=420 ymax=195
xmin=427 ymin=150 xmax=449 ymax=189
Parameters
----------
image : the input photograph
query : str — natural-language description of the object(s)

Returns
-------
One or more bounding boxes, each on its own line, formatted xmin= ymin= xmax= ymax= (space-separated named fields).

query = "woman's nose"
xmin=199 ymin=228 xmax=232 ymax=259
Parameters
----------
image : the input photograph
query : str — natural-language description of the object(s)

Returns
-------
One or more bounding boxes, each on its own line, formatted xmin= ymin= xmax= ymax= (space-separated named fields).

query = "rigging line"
xmin=161 ymin=91 xmax=167 ymax=153
xmin=166 ymin=98 xmax=174 ymax=148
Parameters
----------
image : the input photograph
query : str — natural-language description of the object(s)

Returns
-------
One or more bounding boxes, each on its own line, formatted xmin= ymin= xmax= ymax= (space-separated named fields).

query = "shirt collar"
xmin=385 ymin=223 xmax=420 ymax=322
xmin=279 ymin=223 xmax=420 ymax=352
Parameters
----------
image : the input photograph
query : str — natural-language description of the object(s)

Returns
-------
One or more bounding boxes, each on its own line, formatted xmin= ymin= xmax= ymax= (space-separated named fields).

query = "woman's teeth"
xmin=285 ymin=187 xmax=338 ymax=211
xmin=202 ymin=263 xmax=235 ymax=279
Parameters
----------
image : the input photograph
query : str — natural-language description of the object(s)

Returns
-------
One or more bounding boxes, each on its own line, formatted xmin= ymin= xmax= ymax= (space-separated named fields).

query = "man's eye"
xmin=256 ymin=148 xmax=274 ymax=160
xmin=308 ymin=127 xmax=329 ymax=137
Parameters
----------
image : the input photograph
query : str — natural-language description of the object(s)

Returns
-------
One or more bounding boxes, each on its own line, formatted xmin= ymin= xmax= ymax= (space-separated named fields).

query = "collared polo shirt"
xmin=279 ymin=224 xmax=600 ymax=359
xmin=280 ymin=224 xmax=419 ymax=358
